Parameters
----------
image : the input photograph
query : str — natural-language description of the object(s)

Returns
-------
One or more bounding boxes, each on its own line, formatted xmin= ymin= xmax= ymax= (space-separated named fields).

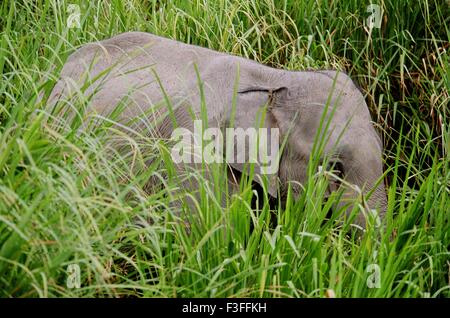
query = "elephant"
xmin=47 ymin=31 xmax=387 ymax=228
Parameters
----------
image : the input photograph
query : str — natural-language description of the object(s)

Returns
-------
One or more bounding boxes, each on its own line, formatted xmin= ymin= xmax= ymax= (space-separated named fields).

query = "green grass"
xmin=0 ymin=0 xmax=449 ymax=297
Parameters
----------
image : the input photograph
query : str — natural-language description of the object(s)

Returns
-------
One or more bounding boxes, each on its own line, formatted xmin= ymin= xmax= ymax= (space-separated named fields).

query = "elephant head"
xmin=225 ymin=69 xmax=387 ymax=228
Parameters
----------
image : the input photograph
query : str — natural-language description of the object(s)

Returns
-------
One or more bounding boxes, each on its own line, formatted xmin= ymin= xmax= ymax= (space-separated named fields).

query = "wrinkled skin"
xmin=48 ymin=32 xmax=387 ymax=227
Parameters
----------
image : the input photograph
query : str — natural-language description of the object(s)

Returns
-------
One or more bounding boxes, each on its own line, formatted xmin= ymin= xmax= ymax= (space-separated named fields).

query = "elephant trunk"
xmin=342 ymin=137 xmax=387 ymax=228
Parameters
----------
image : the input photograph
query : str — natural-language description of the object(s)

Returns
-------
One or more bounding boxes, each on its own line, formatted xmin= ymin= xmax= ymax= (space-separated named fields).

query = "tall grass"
xmin=0 ymin=0 xmax=449 ymax=297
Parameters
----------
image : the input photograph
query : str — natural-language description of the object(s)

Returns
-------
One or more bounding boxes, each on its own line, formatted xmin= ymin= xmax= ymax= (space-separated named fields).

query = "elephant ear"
xmin=225 ymin=86 xmax=287 ymax=198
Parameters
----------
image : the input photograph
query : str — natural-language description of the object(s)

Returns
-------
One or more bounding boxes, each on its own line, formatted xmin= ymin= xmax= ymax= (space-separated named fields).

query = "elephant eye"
xmin=326 ymin=160 xmax=345 ymax=192
xmin=330 ymin=161 xmax=344 ymax=179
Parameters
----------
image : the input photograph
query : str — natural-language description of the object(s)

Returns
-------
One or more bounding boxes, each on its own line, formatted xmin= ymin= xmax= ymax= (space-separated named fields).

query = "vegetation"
xmin=0 ymin=0 xmax=448 ymax=297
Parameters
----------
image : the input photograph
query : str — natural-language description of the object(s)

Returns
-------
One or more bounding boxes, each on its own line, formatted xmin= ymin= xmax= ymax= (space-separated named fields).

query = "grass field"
xmin=0 ymin=0 xmax=449 ymax=297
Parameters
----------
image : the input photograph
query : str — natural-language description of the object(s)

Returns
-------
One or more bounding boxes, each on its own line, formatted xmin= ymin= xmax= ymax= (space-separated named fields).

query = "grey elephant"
xmin=48 ymin=31 xmax=387 ymax=228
